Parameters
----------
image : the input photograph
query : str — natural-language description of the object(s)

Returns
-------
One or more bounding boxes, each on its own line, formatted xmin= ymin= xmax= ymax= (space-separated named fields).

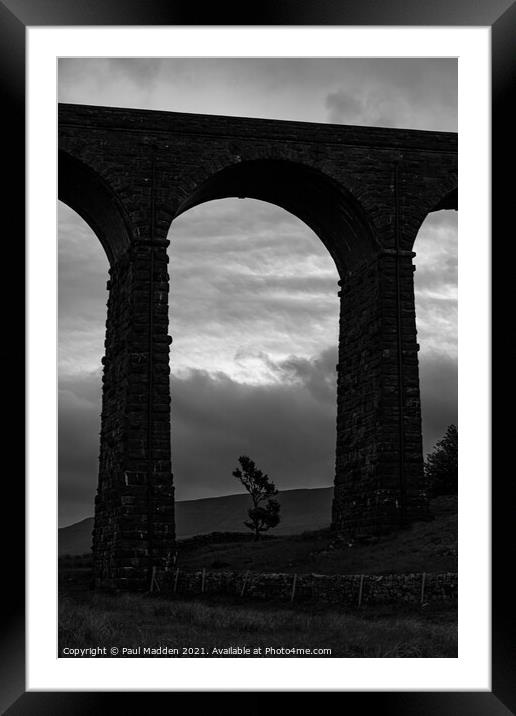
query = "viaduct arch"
xmin=58 ymin=103 xmax=458 ymax=590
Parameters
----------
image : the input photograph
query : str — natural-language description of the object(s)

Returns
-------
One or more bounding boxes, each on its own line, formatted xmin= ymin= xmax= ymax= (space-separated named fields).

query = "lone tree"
xmin=232 ymin=456 xmax=281 ymax=540
xmin=424 ymin=424 xmax=458 ymax=497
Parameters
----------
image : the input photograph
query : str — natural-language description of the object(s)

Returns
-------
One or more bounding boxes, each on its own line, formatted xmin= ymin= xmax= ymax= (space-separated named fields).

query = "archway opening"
xmin=58 ymin=200 xmax=109 ymax=529
xmin=413 ymin=208 xmax=458 ymax=460
xmin=167 ymin=197 xmax=340 ymax=536
xmin=58 ymin=149 xmax=131 ymax=264
xmin=175 ymin=158 xmax=379 ymax=273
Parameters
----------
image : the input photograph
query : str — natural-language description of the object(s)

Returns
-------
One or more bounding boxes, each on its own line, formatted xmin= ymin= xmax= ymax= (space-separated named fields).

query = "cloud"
xmin=58 ymin=203 xmax=109 ymax=373
xmin=266 ymin=348 xmax=338 ymax=403
xmin=324 ymin=60 xmax=456 ymax=131
xmin=419 ymin=353 xmax=458 ymax=455
xmin=59 ymin=345 xmax=457 ymax=526
xmin=57 ymin=201 xmax=457 ymax=526
xmin=58 ymin=350 xmax=338 ymax=525
xmin=59 ymin=198 xmax=342 ymax=382
xmin=57 ymin=58 xmax=458 ymax=528
xmin=59 ymin=58 xmax=456 ymax=131
xmin=326 ymin=87 xmax=422 ymax=130
xmin=171 ymin=359 xmax=337 ymax=496
xmin=168 ymin=199 xmax=342 ymax=380
xmin=59 ymin=371 xmax=102 ymax=524
xmin=414 ymin=210 xmax=458 ymax=360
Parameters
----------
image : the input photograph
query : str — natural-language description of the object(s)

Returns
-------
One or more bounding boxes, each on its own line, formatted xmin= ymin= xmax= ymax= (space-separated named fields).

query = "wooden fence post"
xmin=290 ymin=574 xmax=297 ymax=602
xmin=173 ymin=568 xmax=180 ymax=594
xmin=240 ymin=570 xmax=249 ymax=597
xmin=150 ymin=565 xmax=160 ymax=593
xmin=358 ymin=574 xmax=365 ymax=607
xmin=201 ymin=568 xmax=206 ymax=594
xmin=420 ymin=572 xmax=427 ymax=605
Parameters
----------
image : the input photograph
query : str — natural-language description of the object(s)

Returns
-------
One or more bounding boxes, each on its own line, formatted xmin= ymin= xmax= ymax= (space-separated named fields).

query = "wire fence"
xmin=150 ymin=567 xmax=457 ymax=607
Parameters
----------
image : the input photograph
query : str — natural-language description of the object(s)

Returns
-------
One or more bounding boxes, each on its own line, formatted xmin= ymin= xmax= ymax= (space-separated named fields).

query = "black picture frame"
xmin=2 ymin=0 xmax=512 ymax=711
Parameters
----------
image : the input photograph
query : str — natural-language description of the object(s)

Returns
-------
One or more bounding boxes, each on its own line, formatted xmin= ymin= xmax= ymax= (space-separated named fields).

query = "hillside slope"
xmin=59 ymin=487 xmax=334 ymax=556
xmin=176 ymin=496 xmax=457 ymax=575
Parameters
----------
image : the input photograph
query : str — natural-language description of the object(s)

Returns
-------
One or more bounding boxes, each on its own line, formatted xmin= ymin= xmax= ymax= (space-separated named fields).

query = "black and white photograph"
xmin=1 ymin=3 xmax=506 ymax=706
xmin=57 ymin=57 xmax=459 ymax=659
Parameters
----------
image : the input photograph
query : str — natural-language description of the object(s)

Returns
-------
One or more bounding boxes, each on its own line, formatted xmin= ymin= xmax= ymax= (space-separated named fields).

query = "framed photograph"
xmin=2 ymin=0 xmax=511 ymax=711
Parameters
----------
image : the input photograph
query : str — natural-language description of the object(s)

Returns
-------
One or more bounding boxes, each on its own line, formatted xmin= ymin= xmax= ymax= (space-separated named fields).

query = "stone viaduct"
xmin=58 ymin=103 xmax=457 ymax=590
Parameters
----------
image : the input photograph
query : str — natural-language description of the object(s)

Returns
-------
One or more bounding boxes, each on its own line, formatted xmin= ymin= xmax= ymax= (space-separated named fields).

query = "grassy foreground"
xmin=174 ymin=496 xmax=457 ymax=576
xmin=59 ymin=592 xmax=457 ymax=658
xmin=61 ymin=496 xmax=457 ymax=578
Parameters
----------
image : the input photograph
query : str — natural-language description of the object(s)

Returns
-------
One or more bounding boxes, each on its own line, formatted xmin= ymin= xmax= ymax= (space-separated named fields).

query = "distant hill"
xmin=58 ymin=487 xmax=334 ymax=556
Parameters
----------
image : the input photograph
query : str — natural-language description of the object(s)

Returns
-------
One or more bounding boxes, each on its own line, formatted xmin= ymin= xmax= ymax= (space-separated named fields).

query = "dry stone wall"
xmin=156 ymin=569 xmax=457 ymax=607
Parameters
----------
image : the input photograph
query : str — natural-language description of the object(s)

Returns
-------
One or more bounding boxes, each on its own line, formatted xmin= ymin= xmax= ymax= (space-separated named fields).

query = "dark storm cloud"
xmin=58 ymin=346 xmax=457 ymax=525
xmin=265 ymin=349 xmax=338 ymax=404
xmin=58 ymin=349 xmax=338 ymax=525
xmin=58 ymin=371 xmax=102 ymax=525
xmin=419 ymin=353 xmax=458 ymax=455
xmin=171 ymin=367 xmax=335 ymax=501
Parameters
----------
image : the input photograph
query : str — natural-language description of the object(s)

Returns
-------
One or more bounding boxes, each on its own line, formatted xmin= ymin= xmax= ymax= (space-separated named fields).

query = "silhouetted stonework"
xmin=93 ymin=241 xmax=174 ymax=589
xmin=58 ymin=104 xmax=457 ymax=590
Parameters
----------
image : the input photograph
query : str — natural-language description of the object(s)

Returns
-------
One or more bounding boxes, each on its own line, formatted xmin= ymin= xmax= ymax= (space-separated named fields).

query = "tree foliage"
xmin=232 ymin=456 xmax=281 ymax=539
xmin=424 ymin=424 xmax=458 ymax=497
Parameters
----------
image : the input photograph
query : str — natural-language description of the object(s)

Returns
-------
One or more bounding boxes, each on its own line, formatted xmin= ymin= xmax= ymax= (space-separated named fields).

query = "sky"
xmin=58 ymin=59 xmax=457 ymax=527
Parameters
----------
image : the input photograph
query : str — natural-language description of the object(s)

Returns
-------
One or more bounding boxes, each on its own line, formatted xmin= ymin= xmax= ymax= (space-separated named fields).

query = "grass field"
xmin=59 ymin=591 xmax=457 ymax=658
xmin=169 ymin=496 xmax=457 ymax=575
xmin=60 ymin=496 xmax=457 ymax=576
xmin=58 ymin=496 xmax=457 ymax=659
